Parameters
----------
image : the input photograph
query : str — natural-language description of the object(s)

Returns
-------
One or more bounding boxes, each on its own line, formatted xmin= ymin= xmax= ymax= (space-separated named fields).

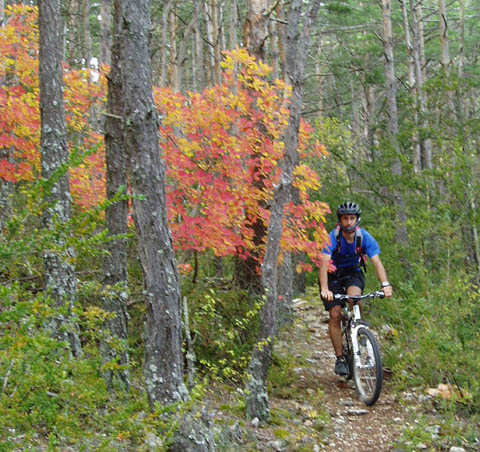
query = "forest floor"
xmin=208 ymin=291 xmax=478 ymax=452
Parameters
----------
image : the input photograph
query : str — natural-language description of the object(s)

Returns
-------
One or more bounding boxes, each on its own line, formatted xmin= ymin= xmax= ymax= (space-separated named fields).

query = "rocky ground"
xmin=209 ymin=295 xmax=478 ymax=452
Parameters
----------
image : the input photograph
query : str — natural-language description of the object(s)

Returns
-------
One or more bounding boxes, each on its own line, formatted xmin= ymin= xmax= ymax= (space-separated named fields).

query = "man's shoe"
xmin=335 ymin=357 xmax=349 ymax=376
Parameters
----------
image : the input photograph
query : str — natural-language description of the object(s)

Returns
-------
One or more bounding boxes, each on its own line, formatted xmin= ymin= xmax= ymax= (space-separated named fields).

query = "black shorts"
xmin=322 ymin=268 xmax=365 ymax=311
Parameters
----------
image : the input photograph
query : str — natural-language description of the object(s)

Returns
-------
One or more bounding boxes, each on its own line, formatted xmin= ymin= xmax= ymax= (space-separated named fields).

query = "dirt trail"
xmin=290 ymin=297 xmax=407 ymax=451
xmin=233 ymin=296 xmax=410 ymax=451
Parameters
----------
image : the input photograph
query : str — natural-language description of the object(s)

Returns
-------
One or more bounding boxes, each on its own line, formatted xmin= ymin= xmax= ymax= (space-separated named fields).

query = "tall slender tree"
xmin=101 ymin=0 xmax=129 ymax=390
xmin=99 ymin=0 xmax=112 ymax=67
xmin=193 ymin=0 xmax=205 ymax=90
xmin=38 ymin=0 xmax=82 ymax=356
xmin=235 ymin=0 xmax=274 ymax=294
xmin=245 ymin=0 xmax=321 ymax=421
xmin=380 ymin=0 xmax=408 ymax=246
xmin=400 ymin=0 xmax=421 ymax=172
xmin=409 ymin=0 xmax=432 ymax=170
xmin=117 ymin=0 xmax=187 ymax=407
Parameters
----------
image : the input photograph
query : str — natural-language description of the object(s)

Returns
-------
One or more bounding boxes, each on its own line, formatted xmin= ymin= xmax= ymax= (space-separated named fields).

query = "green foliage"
xmin=378 ymin=273 xmax=480 ymax=408
xmin=313 ymin=98 xmax=480 ymax=430
xmin=187 ymin=284 xmax=262 ymax=383
xmin=267 ymin=351 xmax=302 ymax=399
xmin=0 ymin=282 xmax=136 ymax=450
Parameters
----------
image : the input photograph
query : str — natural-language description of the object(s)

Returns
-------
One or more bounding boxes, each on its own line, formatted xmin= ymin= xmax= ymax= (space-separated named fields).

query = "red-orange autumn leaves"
xmin=0 ymin=5 xmax=329 ymax=270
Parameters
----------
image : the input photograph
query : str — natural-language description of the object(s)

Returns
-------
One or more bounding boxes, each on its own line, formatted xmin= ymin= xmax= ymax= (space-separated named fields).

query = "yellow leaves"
xmin=176 ymin=137 xmax=197 ymax=159
xmin=293 ymin=164 xmax=321 ymax=193
xmin=6 ymin=4 xmax=37 ymax=16
xmin=115 ymin=431 xmax=131 ymax=441
xmin=83 ymin=306 xmax=111 ymax=322
xmin=32 ymin=300 xmax=53 ymax=318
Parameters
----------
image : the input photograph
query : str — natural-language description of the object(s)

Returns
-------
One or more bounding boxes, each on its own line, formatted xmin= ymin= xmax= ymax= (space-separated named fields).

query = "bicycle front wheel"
xmin=352 ymin=327 xmax=383 ymax=406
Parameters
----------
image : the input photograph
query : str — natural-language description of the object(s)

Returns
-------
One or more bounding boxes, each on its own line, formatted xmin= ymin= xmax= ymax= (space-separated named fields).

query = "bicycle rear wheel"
xmin=352 ymin=327 xmax=383 ymax=406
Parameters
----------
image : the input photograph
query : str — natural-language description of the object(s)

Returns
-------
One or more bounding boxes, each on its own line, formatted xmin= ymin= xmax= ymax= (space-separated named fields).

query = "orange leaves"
xmin=0 ymin=6 xmax=106 ymax=209
xmin=157 ymin=49 xmax=329 ymax=268
xmin=1 ymin=7 xmax=329 ymax=271
xmin=0 ymin=159 xmax=16 ymax=182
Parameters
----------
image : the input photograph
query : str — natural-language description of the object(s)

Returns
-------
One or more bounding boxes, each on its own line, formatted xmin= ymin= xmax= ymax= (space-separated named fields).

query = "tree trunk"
xmin=245 ymin=0 xmax=321 ymax=421
xmin=409 ymin=0 xmax=432 ymax=170
xmin=229 ymin=0 xmax=238 ymax=49
xmin=38 ymin=0 xmax=82 ymax=356
xmin=457 ymin=1 xmax=480 ymax=279
xmin=235 ymin=0 xmax=274 ymax=295
xmin=159 ymin=0 xmax=174 ymax=87
xmin=193 ymin=0 xmax=205 ymax=90
xmin=458 ymin=0 xmax=464 ymax=81
xmin=118 ymin=0 xmax=187 ymax=408
xmin=66 ymin=0 xmax=80 ymax=66
xmin=177 ymin=17 xmax=195 ymax=92
xmin=99 ymin=0 xmax=112 ymax=66
xmin=168 ymin=7 xmax=179 ymax=90
xmin=400 ymin=0 xmax=421 ymax=173
xmin=81 ymin=0 xmax=92 ymax=67
xmin=267 ymin=0 xmax=279 ymax=79
xmin=101 ymin=0 xmax=129 ymax=390
xmin=381 ymin=0 xmax=408 ymax=246
xmin=437 ymin=0 xmax=449 ymax=76
xmin=316 ymin=57 xmax=323 ymax=118
xmin=275 ymin=2 xmax=286 ymax=80
xmin=210 ymin=0 xmax=221 ymax=85
xmin=0 ymin=179 xmax=12 ymax=232
xmin=203 ymin=0 xmax=215 ymax=86
xmin=437 ymin=0 xmax=455 ymax=115
xmin=276 ymin=253 xmax=293 ymax=326
xmin=243 ymin=0 xmax=269 ymax=62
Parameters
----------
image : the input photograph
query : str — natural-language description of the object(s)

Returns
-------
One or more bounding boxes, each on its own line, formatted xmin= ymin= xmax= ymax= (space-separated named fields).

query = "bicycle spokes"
xmin=352 ymin=327 xmax=383 ymax=406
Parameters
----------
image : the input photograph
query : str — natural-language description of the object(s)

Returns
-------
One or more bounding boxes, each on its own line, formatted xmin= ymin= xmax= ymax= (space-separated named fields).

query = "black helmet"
xmin=336 ymin=202 xmax=361 ymax=231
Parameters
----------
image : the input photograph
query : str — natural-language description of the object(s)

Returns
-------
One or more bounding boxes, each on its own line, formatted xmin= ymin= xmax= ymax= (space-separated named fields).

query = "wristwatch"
xmin=381 ymin=281 xmax=391 ymax=288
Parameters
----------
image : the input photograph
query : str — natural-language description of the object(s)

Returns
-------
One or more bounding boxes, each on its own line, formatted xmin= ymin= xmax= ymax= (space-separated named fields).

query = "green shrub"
xmin=186 ymin=285 xmax=262 ymax=383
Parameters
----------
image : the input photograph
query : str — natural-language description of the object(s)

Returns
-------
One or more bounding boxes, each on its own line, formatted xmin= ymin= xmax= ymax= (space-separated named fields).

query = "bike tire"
xmin=352 ymin=327 xmax=383 ymax=406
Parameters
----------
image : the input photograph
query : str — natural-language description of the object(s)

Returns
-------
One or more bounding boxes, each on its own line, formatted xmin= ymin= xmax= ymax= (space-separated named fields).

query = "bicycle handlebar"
xmin=333 ymin=290 xmax=385 ymax=301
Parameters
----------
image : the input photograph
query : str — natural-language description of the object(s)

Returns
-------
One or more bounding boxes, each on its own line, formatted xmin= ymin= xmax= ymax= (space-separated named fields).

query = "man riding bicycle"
xmin=319 ymin=202 xmax=393 ymax=376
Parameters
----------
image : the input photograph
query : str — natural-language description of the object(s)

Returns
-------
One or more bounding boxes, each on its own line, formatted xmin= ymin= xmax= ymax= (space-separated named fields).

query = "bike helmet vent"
xmin=336 ymin=202 xmax=361 ymax=220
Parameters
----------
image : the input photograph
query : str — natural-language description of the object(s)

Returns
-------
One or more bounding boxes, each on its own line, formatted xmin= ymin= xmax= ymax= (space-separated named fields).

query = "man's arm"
xmin=370 ymin=255 xmax=392 ymax=297
xmin=319 ymin=253 xmax=333 ymax=300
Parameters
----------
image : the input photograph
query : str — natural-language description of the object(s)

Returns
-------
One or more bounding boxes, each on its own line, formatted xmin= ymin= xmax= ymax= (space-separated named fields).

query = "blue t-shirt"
xmin=323 ymin=228 xmax=380 ymax=270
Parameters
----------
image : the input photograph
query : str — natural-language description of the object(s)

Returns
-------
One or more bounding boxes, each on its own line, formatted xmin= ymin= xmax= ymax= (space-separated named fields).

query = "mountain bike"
xmin=335 ymin=291 xmax=385 ymax=406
